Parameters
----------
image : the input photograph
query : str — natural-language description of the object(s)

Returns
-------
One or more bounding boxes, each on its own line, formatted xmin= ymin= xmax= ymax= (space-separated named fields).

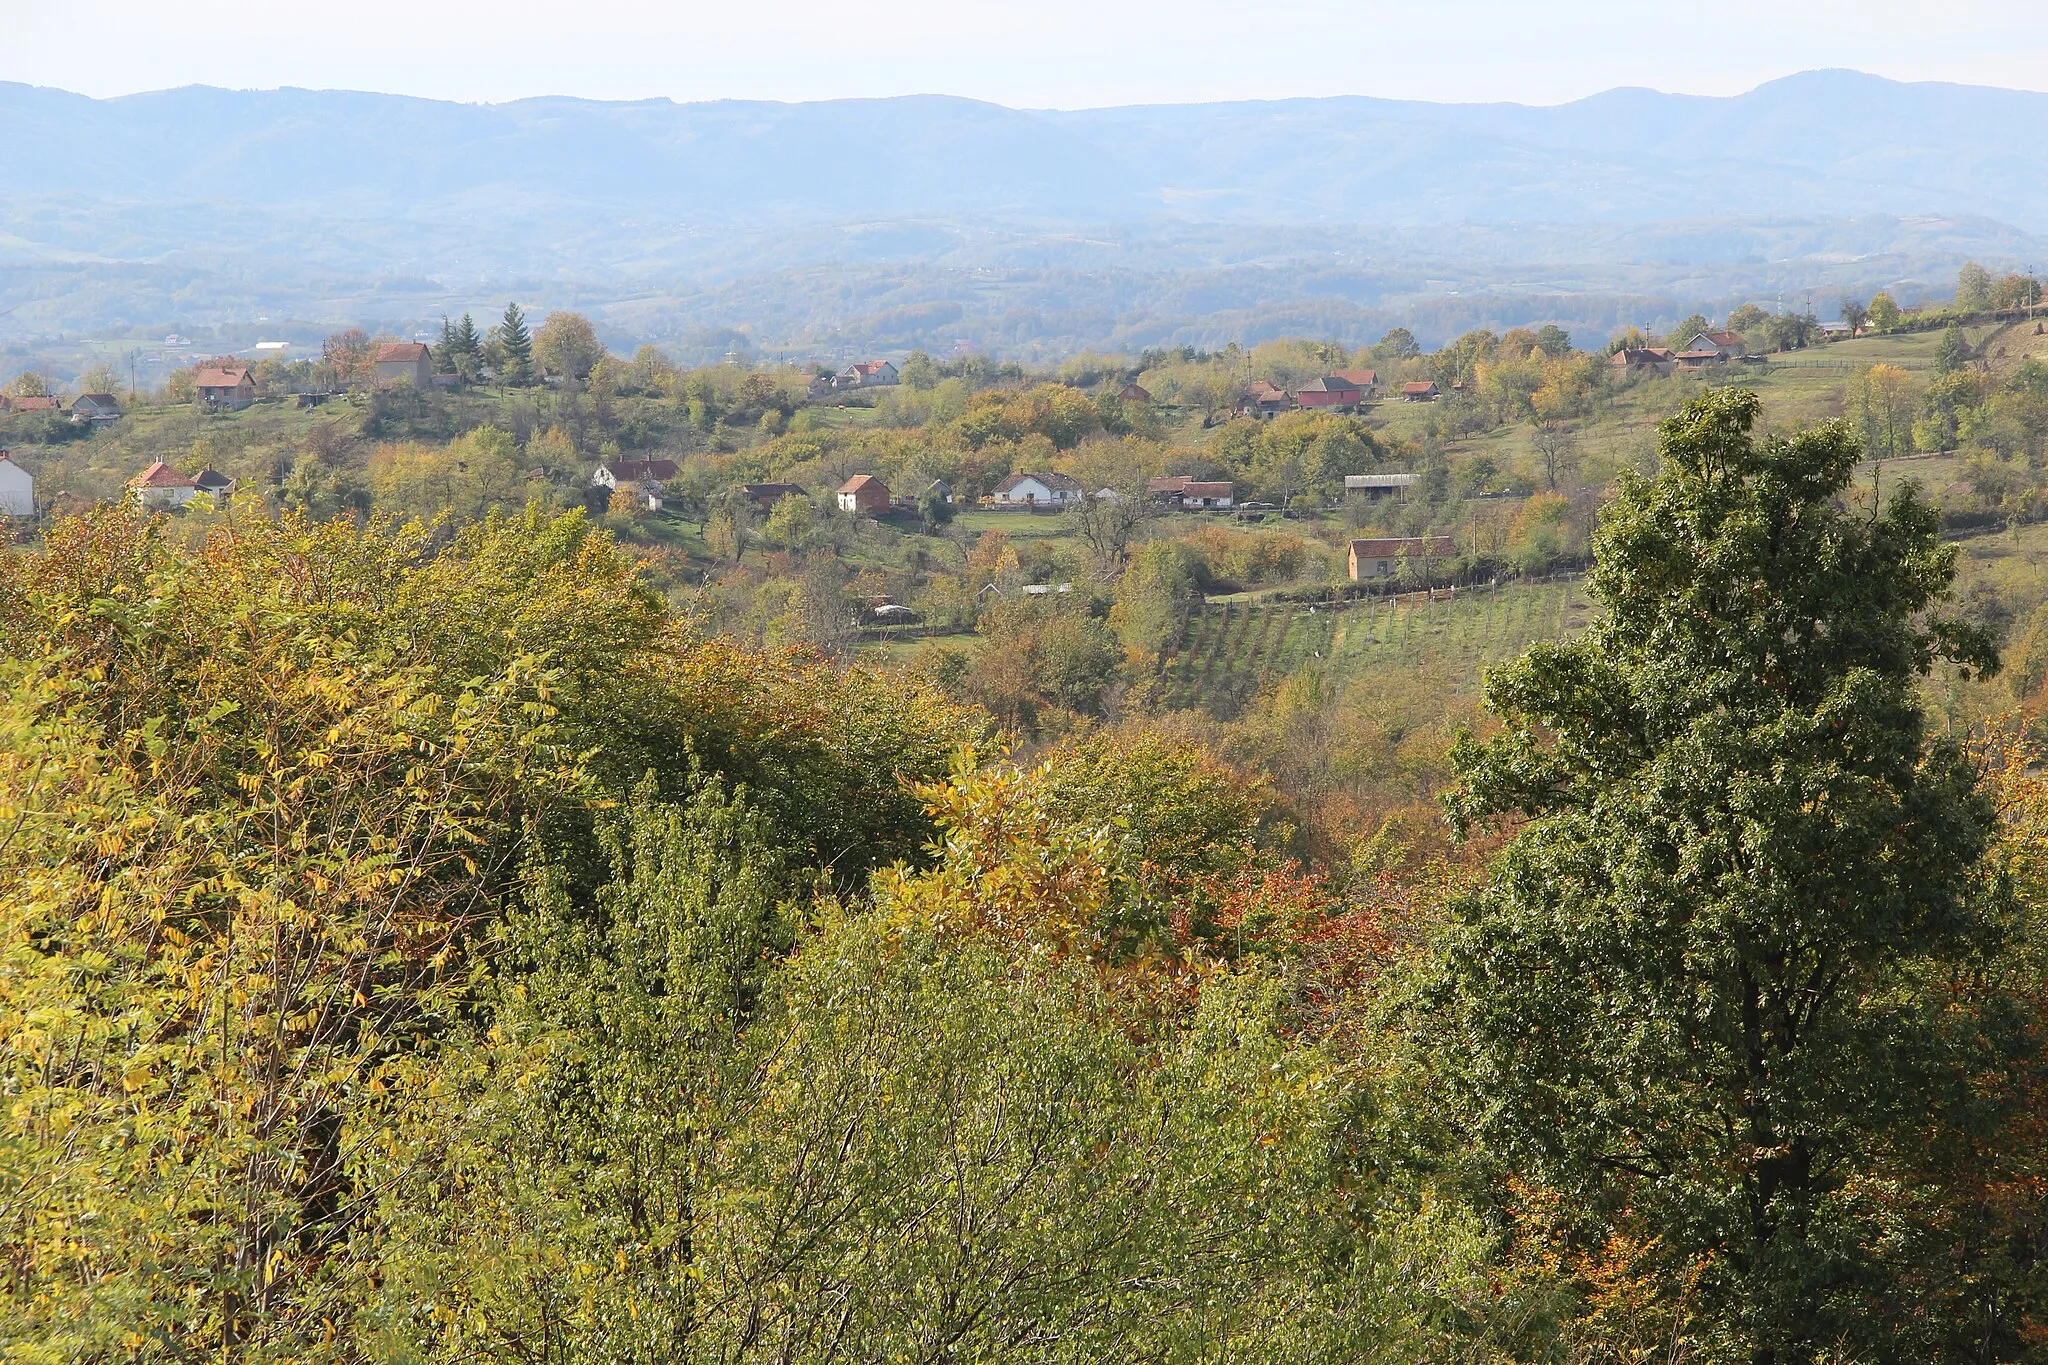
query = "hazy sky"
xmin=11 ymin=0 xmax=2048 ymax=107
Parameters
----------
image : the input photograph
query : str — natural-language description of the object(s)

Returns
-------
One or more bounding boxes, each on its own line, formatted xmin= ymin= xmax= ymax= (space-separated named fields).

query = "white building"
xmin=991 ymin=471 xmax=1086 ymax=507
xmin=129 ymin=460 xmax=199 ymax=510
xmin=834 ymin=360 xmax=899 ymax=389
xmin=0 ymin=453 xmax=34 ymax=516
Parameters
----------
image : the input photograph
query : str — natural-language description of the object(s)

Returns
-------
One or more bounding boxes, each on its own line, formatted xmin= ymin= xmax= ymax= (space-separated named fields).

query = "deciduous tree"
xmin=1436 ymin=387 xmax=2018 ymax=1360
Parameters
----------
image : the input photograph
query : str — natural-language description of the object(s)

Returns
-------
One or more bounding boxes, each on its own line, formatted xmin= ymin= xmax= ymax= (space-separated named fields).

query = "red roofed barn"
xmin=373 ymin=342 xmax=433 ymax=388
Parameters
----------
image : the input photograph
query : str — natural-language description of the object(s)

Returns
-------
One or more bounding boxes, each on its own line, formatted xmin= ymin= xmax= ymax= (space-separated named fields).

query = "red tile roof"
xmin=1401 ymin=381 xmax=1439 ymax=395
xmin=129 ymin=460 xmax=196 ymax=489
xmin=837 ymin=474 xmax=883 ymax=493
xmin=1350 ymin=536 xmax=1457 ymax=558
xmin=374 ymin=342 xmax=431 ymax=363
xmin=1330 ymin=368 xmax=1377 ymax=387
xmin=1701 ymin=331 xmax=1743 ymax=347
xmin=5 ymin=395 xmax=59 ymax=411
xmin=193 ymin=367 xmax=253 ymax=389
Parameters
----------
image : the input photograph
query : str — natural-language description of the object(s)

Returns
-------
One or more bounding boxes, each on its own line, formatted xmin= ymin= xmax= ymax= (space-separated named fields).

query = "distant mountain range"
xmin=2 ymin=70 xmax=2045 ymax=356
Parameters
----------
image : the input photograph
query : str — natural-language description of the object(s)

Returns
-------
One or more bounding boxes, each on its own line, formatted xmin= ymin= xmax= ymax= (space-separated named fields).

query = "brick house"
xmin=1348 ymin=535 xmax=1458 ymax=581
xmin=836 ymin=474 xmax=892 ymax=515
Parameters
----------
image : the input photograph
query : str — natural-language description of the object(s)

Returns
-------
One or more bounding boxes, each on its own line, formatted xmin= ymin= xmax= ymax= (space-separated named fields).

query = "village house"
xmin=1330 ymin=368 xmax=1379 ymax=400
xmin=71 ymin=392 xmax=121 ymax=423
xmin=193 ymin=366 xmax=257 ymax=410
xmin=992 ymin=471 xmax=1086 ymax=508
xmin=834 ymin=360 xmax=899 ymax=390
xmin=1236 ymin=380 xmax=1291 ymax=420
xmin=372 ymin=341 xmax=433 ymax=388
xmin=589 ymin=459 xmax=679 ymax=513
xmin=592 ymin=459 xmax=679 ymax=493
xmin=1118 ymin=382 xmax=1153 ymax=404
xmin=1344 ymin=472 xmax=1418 ymax=502
xmin=1400 ymin=381 xmax=1441 ymax=402
xmin=1348 ymin=535 xmax=1459 ymax=582
xmin=1608 ymin=347 xmax=1677 ymax=378
xmin=1294 ymin=375 xmax=1365 ymax=411
xmin=193 ymin=468 xmax=237 ymax=506
xmin=1675 ymin=350 xmax=1727 ymax=371
xmin=1 ymin=395 xmax=60 ymax=413
xmin=1147 ymin=475 xmax=1235 ymax=509
xmin=0 ymin=451 xmax=34 ymax=516
xmin=923 ymin=478 xmax=954 ymax=504
xmin=1688 ymin=330 xmax=1747 ymax=360
xmin=129 ymin=460 xmax=200 ymax=510
xmin=836 ymin=474 xmax=892 ymax=515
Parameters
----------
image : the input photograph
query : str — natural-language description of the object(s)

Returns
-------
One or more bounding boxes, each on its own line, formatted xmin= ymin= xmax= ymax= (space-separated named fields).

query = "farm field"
xmin=1155 ymin=577 xmax=1595 ymax=717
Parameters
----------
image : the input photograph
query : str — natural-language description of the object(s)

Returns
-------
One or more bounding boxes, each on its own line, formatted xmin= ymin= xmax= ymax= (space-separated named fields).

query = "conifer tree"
xmin=496 ymin=302 xmax=532 ymax=385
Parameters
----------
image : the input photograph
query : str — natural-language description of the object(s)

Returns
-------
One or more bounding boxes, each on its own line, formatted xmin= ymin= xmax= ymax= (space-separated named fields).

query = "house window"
xmin=1377 ymin=560 xmax=1390 ymax=574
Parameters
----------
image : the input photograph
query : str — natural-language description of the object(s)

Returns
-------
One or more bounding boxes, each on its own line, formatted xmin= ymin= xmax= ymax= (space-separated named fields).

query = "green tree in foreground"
xmin=1437 ymin=388 xmax=2021 ymax=1361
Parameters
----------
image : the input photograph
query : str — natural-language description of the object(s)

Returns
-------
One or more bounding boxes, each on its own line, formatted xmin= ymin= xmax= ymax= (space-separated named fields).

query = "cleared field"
xmin=1156 ymin=577 xmax=1595 ymax=717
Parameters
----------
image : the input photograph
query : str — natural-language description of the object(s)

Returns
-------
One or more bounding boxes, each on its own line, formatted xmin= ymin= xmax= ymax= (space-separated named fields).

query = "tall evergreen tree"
xmin=1436 ymin=388 xmax=2021 ymax=1360
xmin=433 ymin=314 xmax=459 ymax=373
xmin=496 ymin=302 xmax=532 ymax=385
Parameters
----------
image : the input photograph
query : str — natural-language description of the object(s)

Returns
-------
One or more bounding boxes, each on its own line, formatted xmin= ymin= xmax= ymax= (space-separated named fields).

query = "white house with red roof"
xmin=129 ymin=460 xmax=199 ymax=509
xmin=836 ymin=474 xmax=892 ymax=515
xmin=0 ymin=451 xmax=34 ymax=516
xmin=834 ymin=360 xmax=899 ymax=389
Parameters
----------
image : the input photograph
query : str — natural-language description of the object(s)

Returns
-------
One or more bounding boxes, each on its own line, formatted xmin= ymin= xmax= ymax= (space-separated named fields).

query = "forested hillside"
xmin=10 ymin=386 xmax=2048 ymax=1358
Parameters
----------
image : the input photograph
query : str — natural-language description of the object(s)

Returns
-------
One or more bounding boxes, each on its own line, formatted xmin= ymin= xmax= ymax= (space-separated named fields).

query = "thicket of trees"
xmin=11 ymin=391 xmax=2048 ymax=1359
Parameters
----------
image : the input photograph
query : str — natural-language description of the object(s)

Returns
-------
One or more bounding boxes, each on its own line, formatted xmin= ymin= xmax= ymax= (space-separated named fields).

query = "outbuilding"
xmin=1348 ymin=535 xmax=1458 ymax=581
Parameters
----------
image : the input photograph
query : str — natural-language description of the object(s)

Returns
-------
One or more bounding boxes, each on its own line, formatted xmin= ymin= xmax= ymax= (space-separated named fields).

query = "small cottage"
xmin=71 ymin=393 xmax=122 ymax=423
xmin=372 ymin=342 xmax=433 ymax=388
xmin=193 ymin=366 xmax=256 ymax=410
xmin=836 ymin=474 xmax=892 ymax=515
xmin=1348 ymin=535 xmax=1458 ymax=581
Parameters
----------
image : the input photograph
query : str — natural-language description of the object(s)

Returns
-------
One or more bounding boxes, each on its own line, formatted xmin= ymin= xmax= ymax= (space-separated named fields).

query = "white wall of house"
xmin=0 ymin=459 xmax=34 ymax=516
